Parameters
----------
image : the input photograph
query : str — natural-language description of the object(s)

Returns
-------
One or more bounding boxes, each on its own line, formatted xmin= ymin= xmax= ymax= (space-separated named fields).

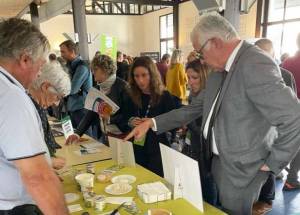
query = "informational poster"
xmin=61 ymin=116 xmax=74 ymax=139
xmin=84 ymin=87 xmax=119 ymax=115
xmin=100 ymin=35 xmax=117 ymax=60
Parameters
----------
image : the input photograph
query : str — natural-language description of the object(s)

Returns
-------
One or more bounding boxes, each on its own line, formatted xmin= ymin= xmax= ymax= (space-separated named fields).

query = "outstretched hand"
xmin=124 ymin=118 xmax=154 ymax=141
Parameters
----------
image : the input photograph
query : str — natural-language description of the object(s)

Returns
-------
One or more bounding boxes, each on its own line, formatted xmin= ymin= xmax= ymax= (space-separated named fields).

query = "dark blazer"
xmin=125 ymin=90 xmax=177 ymax=176
xmin=280 ymin=67 xmax=296 ymax=93
xmin=154 ymin=41 xmax=300 ymax=187
xmin=76 ymin=77 xmax=130 ymax=136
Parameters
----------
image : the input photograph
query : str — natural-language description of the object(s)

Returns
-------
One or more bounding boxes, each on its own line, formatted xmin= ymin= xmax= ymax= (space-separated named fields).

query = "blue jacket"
xmin=67 ymin=56 xmax=92 ymax=112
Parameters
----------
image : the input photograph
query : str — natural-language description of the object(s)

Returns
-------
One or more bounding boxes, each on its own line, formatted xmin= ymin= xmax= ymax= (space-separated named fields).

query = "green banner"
xmin=100 ymin=35 xmax=117 ymax=60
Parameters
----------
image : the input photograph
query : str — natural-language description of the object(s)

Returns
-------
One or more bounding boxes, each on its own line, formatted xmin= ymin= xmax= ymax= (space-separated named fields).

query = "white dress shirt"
xmin=203 ymin=40 xmax=244 ymax=155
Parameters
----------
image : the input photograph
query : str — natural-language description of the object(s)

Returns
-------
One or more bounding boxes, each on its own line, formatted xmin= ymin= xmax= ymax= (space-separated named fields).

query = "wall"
xmin=24 ymin=14 xmax=143 ymax=57
xmin=178 ymin=1 xmax=201 ymax=59
xmin=140 ymin=7 xmax=173 ymax=53
xmin=239 ymin=1 xmax=258 ymax=39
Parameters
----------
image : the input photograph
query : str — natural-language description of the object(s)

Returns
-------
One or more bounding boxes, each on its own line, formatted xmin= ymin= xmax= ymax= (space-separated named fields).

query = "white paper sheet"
xmin=108 ymin=136 xmax=136 ymax=167
xmin=67 ymin=204 xmax=83 ymax=213
xmin=81 ymin=142 xmax=104 ymax=149
xmin=105 ymin=197 xmax=134 ymax=205
xmin=73 ymin=148 xmax=102 ymax=156
xmin=160 ymin=143 xmax=204 ymax=212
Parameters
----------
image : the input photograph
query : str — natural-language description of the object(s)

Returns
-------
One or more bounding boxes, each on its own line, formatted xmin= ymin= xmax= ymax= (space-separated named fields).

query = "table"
xmin=62 ymin=160 xmax=226 ymax=215
xmin=55 ymin=135 xmax=112 ymax=167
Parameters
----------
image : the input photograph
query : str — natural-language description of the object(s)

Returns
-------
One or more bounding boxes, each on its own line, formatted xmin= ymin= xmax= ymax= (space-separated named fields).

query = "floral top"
xmin=29 ymin=96 xmax=60 ymax=157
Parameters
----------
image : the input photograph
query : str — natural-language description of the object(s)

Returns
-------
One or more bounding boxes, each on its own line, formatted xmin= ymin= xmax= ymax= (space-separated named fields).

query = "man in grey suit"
xmin=125 ymin=13 xmax=300 ymax=215
xmin=253 ymin=38 xmax=298 ymax=214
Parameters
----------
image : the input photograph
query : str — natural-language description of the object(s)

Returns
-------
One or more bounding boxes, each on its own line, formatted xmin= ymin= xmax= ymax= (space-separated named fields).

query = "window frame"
xmin=261 ymin=0 xmax=300 ymax=54
xmin=159 ymin=13 xmax=174 ymax=59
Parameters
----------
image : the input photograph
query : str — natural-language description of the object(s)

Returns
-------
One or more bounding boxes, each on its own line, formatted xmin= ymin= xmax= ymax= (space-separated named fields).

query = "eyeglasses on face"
xmin=195 ymin=39 xmax=211 ymax=60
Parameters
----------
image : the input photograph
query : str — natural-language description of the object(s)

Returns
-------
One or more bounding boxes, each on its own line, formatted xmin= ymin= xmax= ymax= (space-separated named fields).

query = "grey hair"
xmin=0 ymin=18 xmax=50 ymax=61
xmin=171 ymin=49 xmax=183 ymax=65
xmin=91 ymin=54 xmax=117 ymax=76
xmin=191 ymin=12 xmax=239 ymax=45
xmin=33 ymin=62 xmax=71 ymax=96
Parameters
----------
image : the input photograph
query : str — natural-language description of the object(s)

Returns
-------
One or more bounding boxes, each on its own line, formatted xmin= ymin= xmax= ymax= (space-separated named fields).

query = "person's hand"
xmin=52 ymin=157 xmax=66 ymax=170
xmin=124 ymin=118 xmax=154 ymax=141
xmin=260 ymin=164 xmax=270 ymax=172
xmin=100 ymin=113 xmax=110 ymax=121
xmin=65 ymin=134 xmax=80 ymax=145
xmin=129 ymin=117 xmax=144 ymax=127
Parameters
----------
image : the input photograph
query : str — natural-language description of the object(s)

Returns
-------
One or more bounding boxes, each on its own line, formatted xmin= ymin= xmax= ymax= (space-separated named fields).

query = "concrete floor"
xmin=268 ymin=171 xmax=300 ymax=215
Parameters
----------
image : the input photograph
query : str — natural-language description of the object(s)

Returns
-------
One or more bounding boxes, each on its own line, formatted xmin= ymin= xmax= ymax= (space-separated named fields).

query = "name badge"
xmin=61 ymin=115 xmax=74 ymax=139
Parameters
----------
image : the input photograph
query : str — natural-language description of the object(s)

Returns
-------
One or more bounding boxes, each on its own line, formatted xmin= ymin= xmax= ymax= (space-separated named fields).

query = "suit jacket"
xmin=155 ymin=41 xmax=300 ymax=188
xmin=281 ymin=67 xmax=296 ymax=93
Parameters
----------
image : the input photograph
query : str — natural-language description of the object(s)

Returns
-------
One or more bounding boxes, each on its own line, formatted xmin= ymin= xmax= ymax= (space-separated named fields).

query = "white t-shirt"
xmin=0 ymin=66 xmax=51 ymax=210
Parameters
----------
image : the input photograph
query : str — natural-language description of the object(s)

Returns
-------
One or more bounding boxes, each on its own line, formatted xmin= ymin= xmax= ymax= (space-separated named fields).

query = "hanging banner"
xmin=100 ymin=35 xmax=117 ymax=60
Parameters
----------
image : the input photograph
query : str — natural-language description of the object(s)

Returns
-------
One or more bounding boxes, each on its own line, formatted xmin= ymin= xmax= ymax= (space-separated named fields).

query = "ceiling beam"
xmin=112 ymin=2 xmax=124 ymax=13
xmin=101 ymin=0 xmax=175 ymax=6
xmin=95 ymin=1 xmax=106 ymax=13
xmin=38 ymin=0 xmax=72 ymax=23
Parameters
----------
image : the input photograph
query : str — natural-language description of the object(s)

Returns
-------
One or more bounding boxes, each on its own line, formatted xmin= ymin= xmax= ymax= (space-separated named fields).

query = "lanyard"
xmin=138 ymin=101 xmax=151 ymax=118
xmin=144 ymin=104 xmax=151 ymax=118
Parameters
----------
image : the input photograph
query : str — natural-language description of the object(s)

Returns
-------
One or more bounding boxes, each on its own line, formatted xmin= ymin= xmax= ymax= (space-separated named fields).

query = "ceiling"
xmin=0 ymin=0 xmax=33 ymax=18
xmin=0 ymin=0 xmax=189 ymax=19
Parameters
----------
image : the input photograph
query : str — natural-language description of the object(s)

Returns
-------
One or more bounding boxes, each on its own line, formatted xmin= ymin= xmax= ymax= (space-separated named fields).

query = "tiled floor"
xmin=268 ymin=172 xmax=300 ymax=215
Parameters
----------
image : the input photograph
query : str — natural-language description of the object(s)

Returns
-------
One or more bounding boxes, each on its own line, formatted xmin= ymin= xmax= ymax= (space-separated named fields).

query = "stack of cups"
xmin=75 ymin=173 xmax=95 ymax=192
xmin=95 ymin=195 xmax=106 ymax=212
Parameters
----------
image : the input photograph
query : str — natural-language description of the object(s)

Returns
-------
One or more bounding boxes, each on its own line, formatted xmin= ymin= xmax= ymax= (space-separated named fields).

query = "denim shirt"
xmin=67 ymin=56 xmax=92 ymax=111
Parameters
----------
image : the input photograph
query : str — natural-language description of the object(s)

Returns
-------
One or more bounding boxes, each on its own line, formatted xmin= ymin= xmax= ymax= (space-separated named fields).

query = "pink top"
xmin=282 ymin=51 xmax=300 ymax=98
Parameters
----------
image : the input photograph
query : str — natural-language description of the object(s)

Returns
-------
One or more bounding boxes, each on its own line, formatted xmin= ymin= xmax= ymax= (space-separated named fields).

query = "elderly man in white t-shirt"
xmin=0 ymin=18 xmax=68 ymax=214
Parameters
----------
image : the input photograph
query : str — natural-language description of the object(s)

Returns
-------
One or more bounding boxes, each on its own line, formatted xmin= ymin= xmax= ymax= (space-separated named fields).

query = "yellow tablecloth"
xmin=63 ymin=160 xmax=226 ymax=215
xmin=55 ymin=135 xmax=112 ymax=167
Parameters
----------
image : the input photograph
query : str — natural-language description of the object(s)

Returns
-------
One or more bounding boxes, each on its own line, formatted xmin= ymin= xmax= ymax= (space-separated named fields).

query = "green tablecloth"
xmin=62 ymin=160 xmax=226 ymax=215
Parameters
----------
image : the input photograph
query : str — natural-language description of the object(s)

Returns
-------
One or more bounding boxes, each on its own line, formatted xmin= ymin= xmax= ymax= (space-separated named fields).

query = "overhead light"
xmin=192 ymin=0 xmax=225 ymax=13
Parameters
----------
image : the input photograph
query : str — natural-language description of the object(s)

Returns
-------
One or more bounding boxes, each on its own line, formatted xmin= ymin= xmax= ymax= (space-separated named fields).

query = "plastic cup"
xmin=75 ymin=173 xmax=94 ymax=189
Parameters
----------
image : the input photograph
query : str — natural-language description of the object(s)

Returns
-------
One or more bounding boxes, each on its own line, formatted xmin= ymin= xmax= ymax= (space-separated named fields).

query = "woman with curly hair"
xmin=66 ymin=54 xmax=130 ymax=144
xmin=126 ymin=56 xmax=177 ymax=176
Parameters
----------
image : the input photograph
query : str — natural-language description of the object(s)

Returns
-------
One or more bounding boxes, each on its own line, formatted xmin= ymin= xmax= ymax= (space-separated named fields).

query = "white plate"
xmin=111 ymin=175 xmax=136 ymax=184
xmin=105 ymin=183 xmax=132 ymax=195
xmin=64 ymin=193 xmax=80 ymax=203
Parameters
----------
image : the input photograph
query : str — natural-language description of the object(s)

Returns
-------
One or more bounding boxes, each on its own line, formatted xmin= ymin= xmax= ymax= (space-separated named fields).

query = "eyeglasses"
xmin=195 ymin=39 xmax=211 ymax=60
xmin=48 ymin=86 xmax=63 ymax=101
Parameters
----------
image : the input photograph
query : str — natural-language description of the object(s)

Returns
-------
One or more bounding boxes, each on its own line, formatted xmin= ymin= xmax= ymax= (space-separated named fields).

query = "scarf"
xmin=97 ymin=74 xmax=116 ymax=95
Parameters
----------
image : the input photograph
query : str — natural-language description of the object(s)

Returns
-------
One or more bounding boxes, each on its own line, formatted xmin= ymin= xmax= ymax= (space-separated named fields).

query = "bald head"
xmin=255 ymin=38 xmax=275 ymax=58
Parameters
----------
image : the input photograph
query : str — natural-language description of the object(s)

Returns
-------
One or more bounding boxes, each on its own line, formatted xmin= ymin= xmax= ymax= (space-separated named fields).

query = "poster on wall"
xmin=100 ymin=35 xmax=117 ymax=60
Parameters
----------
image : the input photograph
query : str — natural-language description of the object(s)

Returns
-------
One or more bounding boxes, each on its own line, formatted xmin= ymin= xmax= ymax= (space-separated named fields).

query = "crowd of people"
xmin=1 ymin=11 xmax=300 ymax=215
